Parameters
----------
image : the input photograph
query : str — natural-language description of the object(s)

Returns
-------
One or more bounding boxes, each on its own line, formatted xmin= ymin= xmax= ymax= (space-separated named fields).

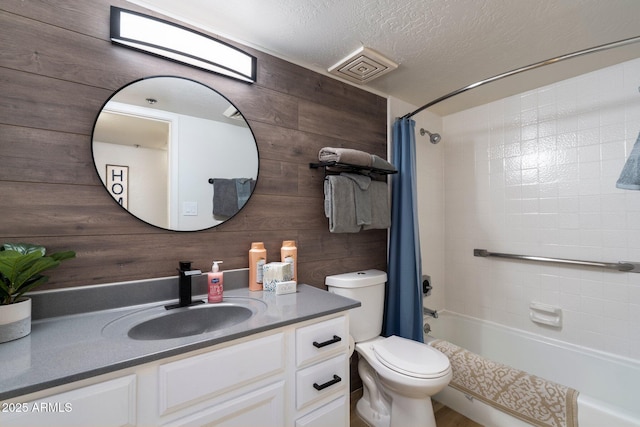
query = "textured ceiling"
xmin=129 ymin=0 xmax=640 ymax=116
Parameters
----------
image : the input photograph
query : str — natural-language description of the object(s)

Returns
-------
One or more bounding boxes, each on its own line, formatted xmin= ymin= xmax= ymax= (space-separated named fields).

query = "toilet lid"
xmin=372 ymin=336 xmax=450 ymax=379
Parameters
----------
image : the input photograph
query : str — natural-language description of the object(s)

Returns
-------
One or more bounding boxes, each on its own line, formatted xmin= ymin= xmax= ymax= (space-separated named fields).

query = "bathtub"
xmin=425 ymin=311 xmax=640 ymax=427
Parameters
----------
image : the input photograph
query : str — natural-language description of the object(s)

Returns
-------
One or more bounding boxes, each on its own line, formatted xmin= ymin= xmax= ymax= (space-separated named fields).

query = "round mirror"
xmin=91 ymin=76 xmax=259 ymax=231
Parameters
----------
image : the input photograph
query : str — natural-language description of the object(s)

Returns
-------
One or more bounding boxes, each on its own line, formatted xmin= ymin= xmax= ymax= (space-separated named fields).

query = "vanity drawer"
xmin=158 ymin=333 xmax=284 ymax=415
xmin=295 ymin=354 xmax=347 ymax=410
xmin=295 ymin=315 xmax=348 ymax=367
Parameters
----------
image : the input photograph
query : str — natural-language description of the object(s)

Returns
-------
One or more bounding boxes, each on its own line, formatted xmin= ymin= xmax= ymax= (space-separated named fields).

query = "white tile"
xmin=440 ymin=57 xmax=640 ymax=361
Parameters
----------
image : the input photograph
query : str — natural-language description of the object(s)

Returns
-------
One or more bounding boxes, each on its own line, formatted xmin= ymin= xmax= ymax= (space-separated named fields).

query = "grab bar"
xmin=474 ymin=249 xmax=640 ymax=273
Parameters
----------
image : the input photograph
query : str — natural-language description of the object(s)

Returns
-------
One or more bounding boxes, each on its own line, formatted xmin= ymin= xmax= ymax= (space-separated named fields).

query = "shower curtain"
xmin=382 ymin=117 xmax=424 ymax=342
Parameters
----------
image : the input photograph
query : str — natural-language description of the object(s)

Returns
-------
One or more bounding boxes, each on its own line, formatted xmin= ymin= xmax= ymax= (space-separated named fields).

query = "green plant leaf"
xmin=2 ymin=243 xmax=45 ymax=256
xmin=0 ymin=244 xmax=76 ymax=305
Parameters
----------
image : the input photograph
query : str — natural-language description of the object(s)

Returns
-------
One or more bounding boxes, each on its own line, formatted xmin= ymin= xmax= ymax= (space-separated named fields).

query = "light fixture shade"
xmin=110 ymin=6 xmax=257 ymax=83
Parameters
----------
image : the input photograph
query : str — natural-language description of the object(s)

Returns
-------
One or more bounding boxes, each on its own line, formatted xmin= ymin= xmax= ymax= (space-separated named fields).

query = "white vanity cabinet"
xmin=0 ymin=313 xmax=350 ymax=427
xmin=292 ymin=315 xmax=350 ymax=427
xmin=0 ymin=375 xmax=137 ymax=427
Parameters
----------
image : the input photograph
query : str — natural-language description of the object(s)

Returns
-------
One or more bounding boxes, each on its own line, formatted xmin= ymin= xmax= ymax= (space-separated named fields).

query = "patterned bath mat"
xmin=431 ymin=339 xmax=578 ymax=427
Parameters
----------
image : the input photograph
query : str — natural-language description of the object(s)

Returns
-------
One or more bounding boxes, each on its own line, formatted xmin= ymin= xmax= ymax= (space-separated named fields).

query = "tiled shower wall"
xmin=443 ymin=57 xmax=640 ymax=359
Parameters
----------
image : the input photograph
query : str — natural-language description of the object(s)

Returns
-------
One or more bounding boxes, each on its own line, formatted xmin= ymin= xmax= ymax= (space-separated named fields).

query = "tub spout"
xmin=423 ymin=306 xmax=438 ymax=318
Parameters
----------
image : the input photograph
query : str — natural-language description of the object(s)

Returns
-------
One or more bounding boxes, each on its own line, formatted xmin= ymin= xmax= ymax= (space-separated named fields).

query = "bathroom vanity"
xmin=0 ymin=275 xmax=358 ymax=427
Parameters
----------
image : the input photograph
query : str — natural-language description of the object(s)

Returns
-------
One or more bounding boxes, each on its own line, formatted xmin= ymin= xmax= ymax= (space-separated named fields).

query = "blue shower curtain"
xmin=382 ymin=117 xmax=424 ymax=342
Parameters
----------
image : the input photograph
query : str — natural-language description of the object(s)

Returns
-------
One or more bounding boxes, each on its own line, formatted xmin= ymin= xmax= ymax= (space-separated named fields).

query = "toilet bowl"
xmin=355 ymin=336 xmax=452 ymax=427
xmin=326 ymin=270 xmax=452 ymax=427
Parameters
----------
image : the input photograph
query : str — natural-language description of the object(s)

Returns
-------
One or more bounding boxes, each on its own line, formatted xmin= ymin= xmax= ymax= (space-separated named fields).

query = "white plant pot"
xmin=0 ymin=298 xmax=32 ymax=343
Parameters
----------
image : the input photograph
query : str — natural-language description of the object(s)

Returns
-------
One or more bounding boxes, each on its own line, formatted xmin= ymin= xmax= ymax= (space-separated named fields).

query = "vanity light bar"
xmin=110 ymin=6 xmax=257 ymax=83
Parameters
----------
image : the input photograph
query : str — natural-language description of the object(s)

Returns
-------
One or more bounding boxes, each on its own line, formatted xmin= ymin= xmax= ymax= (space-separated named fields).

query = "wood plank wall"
xmin=0 ymin=0 xmax=388 ymax=290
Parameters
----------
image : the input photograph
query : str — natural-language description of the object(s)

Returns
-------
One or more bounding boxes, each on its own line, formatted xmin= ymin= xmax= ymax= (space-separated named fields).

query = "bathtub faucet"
xmin=423 ymin=306 xmax=438 ymax=318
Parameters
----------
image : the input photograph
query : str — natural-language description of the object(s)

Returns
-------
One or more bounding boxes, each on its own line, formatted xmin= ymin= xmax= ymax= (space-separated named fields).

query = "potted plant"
xmin=0 ymin=243 xmax=75 ymax=343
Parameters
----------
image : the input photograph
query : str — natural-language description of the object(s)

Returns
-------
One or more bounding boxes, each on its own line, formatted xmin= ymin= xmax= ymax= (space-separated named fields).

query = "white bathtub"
xmin=426 ymin=311 xmax=640 ymax=427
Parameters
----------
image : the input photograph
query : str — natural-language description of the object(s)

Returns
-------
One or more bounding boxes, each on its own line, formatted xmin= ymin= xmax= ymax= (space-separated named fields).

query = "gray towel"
xmin=235 ymin=178 xmax=255 ymax=208
xmin=617 ymin=132 xmax=640 ymax=190
xmin=362 ymin=180 xmax=390 ymax=230
xmin=342 ymin=173 xmax=372 ymax=226
xmin=213 ymin=178 xmax=238 ymax=218
xmin=324 ymin=175 xmax=361 ymax=233
xmin=371 ymin=155 xmax=397 ymax=172
xmin=319 ymin=147 xmax=373 ymax=167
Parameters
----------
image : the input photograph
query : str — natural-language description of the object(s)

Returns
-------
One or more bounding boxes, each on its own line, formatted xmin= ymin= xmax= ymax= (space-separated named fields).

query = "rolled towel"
xmin=319 ymin=147 xmax=372 ymax=167
xmin=371 ymin=155 xmax=397 ymax=172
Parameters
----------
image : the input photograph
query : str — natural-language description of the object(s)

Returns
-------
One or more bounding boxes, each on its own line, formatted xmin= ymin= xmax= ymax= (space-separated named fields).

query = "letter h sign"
xmin=106 ymin=164 xmax=129 ymax=208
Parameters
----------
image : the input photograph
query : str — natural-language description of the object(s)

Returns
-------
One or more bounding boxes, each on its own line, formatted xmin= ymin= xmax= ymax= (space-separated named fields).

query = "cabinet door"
xmin=0 ymin=375 xmax=136 ymax=427
xmin=163 ymin=381 xmax=285 ymax=427
xmin=295 ymin=396 xmax=348 ymax=427
xmin=158 ymin=333 xmax=284 ymax=415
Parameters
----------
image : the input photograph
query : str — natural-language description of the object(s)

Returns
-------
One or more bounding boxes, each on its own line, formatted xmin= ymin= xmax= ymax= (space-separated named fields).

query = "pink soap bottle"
xmin=208 ymin=261 xmax=224 ymax=303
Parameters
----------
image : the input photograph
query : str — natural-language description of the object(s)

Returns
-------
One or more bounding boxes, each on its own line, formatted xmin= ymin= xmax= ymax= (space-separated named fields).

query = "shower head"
xmin=420 ymin=128 xmax=441 ymax=144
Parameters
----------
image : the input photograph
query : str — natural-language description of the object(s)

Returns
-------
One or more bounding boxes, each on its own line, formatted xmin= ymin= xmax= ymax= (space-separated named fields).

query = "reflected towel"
xmin=616 ymin=131 xmax=640 ymax=190
xmin=235 ymin=178 xmax=255 ymax=208
xmin=213 ymin=178 xmax=238 ymax=218
xmin=319 ymin=147 xmax=372 ymax=167
xmin=431 ymin=339 xmax=579 ymax=427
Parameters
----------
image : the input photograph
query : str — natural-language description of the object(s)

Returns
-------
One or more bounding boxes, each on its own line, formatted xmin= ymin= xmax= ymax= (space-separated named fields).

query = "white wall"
xmin=442 ymin=57 xmax=640 ymax=359
xmin=388 ymin=97 xmax=446 ymax=312
xmin=93 ymin=141 xmax=168 ymax=227
xmin=175 ymin=115 xmax=257 ymax=230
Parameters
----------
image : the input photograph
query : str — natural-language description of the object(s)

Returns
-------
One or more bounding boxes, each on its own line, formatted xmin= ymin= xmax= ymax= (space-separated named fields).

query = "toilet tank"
xmin=326 ymin=270 xmax=387 ymax=342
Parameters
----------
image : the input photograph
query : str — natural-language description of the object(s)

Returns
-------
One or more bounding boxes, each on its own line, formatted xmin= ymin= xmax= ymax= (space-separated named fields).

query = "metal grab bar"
xmin=474 ymin=249 xmax=640 ymax=273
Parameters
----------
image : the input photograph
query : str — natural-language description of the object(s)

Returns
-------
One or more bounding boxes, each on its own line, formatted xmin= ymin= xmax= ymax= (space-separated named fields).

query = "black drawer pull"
xmin=313 ymin=375 xmax=342 ymax=391
xmin=313 ymin=335 xmax=342 ymax=348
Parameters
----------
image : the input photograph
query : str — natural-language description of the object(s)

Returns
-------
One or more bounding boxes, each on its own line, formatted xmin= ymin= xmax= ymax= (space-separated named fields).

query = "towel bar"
xmin=309 ymin=161 xmax=397 ymax=175
xmin=474 ymin=248 xmax=640 ymax=272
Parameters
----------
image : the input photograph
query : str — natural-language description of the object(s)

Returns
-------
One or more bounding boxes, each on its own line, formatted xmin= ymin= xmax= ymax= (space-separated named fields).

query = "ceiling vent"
xmin=328 ymin=47 xmax=398 ymax=84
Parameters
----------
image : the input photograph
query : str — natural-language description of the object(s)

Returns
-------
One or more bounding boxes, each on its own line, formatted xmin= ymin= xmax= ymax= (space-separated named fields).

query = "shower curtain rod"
xmin=401 ymin=34 xmax=640 ymax=120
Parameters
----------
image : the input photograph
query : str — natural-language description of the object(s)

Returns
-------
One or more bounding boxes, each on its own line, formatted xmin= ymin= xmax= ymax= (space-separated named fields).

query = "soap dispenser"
xmin=208 ymin=261 xmax=224 ymax=303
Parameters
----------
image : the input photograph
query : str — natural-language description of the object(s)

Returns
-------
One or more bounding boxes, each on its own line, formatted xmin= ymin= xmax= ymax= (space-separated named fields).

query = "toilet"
xmin=326 ymin=270 xmax=451 ymax=427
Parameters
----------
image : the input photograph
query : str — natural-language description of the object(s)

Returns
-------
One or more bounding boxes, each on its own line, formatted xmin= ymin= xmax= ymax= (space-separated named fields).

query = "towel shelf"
xmin=474 ymin=248 xmax=640 ymax=272
xmin=309 ymin=161 xmax=397 ymax=175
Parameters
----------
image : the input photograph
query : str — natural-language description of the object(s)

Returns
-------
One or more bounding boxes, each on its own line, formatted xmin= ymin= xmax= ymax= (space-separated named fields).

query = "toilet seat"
xmin=372 ymin=335 xmax=450 ymax=379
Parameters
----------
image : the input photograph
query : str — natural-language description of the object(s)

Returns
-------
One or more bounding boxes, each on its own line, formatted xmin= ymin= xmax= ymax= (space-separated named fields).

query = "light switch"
xmin=182 ymin=201 xmax=198 ymax=216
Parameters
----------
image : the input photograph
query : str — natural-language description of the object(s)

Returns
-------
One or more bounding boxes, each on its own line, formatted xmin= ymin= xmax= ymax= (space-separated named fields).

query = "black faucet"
xmin=165 ymin=261 xmax=204 ymax=310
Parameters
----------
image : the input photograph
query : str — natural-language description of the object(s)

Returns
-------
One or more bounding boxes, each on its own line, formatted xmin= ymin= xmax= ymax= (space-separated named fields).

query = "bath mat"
xmin=431 ymin=339 xmax=578 ymax=427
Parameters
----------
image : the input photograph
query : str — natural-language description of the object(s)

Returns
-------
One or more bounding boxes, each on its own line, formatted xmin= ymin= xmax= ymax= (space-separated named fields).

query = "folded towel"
xmin=212 ymin=178 xmax=238 ymax=218
xmin=362 ymin=180 xmax=390 ymax=230
xmin=324 ymin=175 xmax=361 ymax=233
xmin=342 ymin=173 xmax=372 ymax=226
xmin=617 ymin=131 xmax=640 ymax=190
xmin=371 ymin=154 xmax=397 ymax=172
xmin=319 ymin=147 xmax=372 ymax=167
